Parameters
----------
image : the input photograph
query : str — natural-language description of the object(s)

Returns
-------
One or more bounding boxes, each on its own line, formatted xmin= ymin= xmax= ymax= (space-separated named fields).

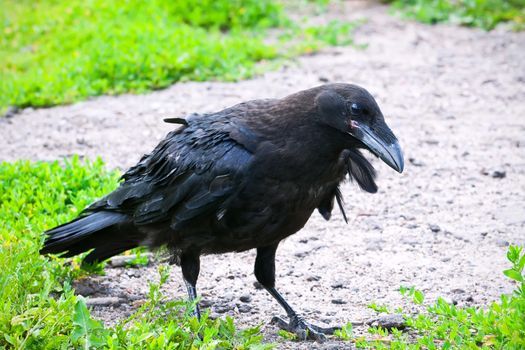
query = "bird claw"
xmin=271 ymin=315 xmax=338 ymax=342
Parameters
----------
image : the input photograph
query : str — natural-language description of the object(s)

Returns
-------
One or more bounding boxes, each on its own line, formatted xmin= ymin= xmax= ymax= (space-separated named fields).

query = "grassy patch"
xmin=0 ymin=0 xmax=358 ymax=113
xmin=0 ymin=158 xmax=271 ymax=349
xmin=335 ymin=245 xmax=525 ymax=348
xmin=72 ymin=265 xmax=272 ymax=349
xmin=384 ymin=0 xmax=525 ymax=30
xmin=0 ymin=157 xmax=118 ymax=348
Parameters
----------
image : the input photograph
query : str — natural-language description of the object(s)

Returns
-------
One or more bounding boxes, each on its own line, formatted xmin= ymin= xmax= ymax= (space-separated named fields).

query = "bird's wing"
xmin=87 ymin=118 xmax=254 ymax=228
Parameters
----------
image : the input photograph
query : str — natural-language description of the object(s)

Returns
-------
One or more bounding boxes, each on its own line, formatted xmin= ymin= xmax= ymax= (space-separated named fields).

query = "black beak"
xmin=350 ymin=123 xmax=404 ymax=173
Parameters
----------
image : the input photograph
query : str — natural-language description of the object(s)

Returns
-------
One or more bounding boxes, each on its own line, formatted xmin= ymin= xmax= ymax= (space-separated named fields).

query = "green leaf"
xmin=503 ymin=269 xmax=524 ymax=283
xmin=277 ymin=329 xmax=297 ymax=340
xmin=334 ymin=322 xmax=353 ymax=341
xmin=72 ymin=298 xmax=108 ymax=349
xmin=517 ymin=252 xmax=525 ymax=270
xmin=414 ymin=290 xmax=425 ymax=304
xmin=399 ymin=285 xmax=409 ymax=296
xmin=507 ymin=245 xmax=520 ymax=263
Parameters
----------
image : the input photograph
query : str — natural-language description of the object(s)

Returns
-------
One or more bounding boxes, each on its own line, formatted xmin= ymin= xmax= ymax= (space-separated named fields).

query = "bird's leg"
xmin=254 ymin=244 xmax=339 ymax=342
xmin=180 ymin=250 xmax=201 ymax=319
xmin=266 ymin=287 xmax=341 ymax=340
xmin=184 ymin=279 xmax=201 ymax=319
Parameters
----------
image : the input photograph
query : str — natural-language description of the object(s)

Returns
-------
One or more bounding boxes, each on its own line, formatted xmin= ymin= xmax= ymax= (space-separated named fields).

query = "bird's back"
xmin=115 ymin=100 xmax=347 ymax=254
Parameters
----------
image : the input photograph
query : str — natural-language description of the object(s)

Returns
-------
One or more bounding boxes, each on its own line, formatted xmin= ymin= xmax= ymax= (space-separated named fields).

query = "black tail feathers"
xmin=40 ymin=211 xmax=142 ymax=264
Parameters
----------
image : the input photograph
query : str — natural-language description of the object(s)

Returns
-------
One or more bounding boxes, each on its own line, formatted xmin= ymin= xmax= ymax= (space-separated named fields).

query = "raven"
xmin=41 ymin=83 xmax=404 ymax=341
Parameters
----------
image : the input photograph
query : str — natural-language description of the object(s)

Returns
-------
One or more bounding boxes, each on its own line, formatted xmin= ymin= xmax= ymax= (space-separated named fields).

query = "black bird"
xmin=40 ymin=83 xmax=404 ymax=341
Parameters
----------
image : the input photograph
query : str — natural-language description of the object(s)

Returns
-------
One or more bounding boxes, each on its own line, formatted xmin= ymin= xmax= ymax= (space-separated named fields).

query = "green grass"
xmin=0 ymin=157 xmax=117 ymax=348
xmin=71 ymin=265 xmax=272 ymax=349
xmin=385 ymin=0 xmax=525 ymax=30
xmin=334 ymin=245 xmax=525 ymax=349
xmin=0 ymin=158 xmax=272 ymax=349
xmin=0 ymin=0 xmax=358 ymax=113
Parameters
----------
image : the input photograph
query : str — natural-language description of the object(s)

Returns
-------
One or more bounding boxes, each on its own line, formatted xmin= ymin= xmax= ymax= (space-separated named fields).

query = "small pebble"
xmin=213 ymin=304 xmax=231 ymax=314
xmin=126 ymin=270 xmax=138 ymax=277
xmin=409 ymin=157 xmax=424 ymax=167
xmin=306 ymin=274 xmax=321 ymax=282
xmin=321 ymin=343 xmax=342 ymax=350
xmin=240 ymin=294 xmax=252 ymax=303
xmin=368 ymin=314 xmax=406 ymax=330
xmin=429 ymin=224 xmax=441 ymax=233
xmin=200 ymin=299 xmax=213 ymax=308
xmin=492 ymin=170 xmax=506 ymax=179
xmin=74 ymin=283 xmax=99 ymax=296
xmin=86 ymin=297 xmax=125 ymax=307
xmin=294 ymin=249 xmax=309 ymax=258
xmin=237 ymin=304 xmax=252 ymax=313
xmin=331 ymin=282 xmax=344 ymax=289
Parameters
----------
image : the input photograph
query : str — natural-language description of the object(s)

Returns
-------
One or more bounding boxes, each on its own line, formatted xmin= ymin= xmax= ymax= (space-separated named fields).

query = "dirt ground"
xmin=1 ymin=1 xmax=524 ymax=348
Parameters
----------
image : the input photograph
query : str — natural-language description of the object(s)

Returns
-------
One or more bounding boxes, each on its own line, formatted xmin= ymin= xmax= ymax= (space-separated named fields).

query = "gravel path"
xmin=2 ymin=2 xmax=524 ymax=348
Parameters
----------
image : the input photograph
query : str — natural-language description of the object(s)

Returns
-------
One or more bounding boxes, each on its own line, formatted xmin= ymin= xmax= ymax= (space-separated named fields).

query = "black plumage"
xmin=41 ymin=83 xmax=404 ymax=341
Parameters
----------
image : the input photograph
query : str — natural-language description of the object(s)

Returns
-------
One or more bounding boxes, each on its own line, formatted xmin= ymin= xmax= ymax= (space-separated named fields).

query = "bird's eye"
xmin=350 ymin=103 xmax=362 ymax=116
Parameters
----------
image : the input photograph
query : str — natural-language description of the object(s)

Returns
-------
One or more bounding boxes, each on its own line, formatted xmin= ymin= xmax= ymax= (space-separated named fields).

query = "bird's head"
xmin=314 ymin=84 xmax=404 ymax=173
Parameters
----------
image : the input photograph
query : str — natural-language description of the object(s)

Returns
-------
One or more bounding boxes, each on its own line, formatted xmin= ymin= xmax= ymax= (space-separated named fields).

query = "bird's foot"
xmin=271 ymin=315 xmax=340 ymax=342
